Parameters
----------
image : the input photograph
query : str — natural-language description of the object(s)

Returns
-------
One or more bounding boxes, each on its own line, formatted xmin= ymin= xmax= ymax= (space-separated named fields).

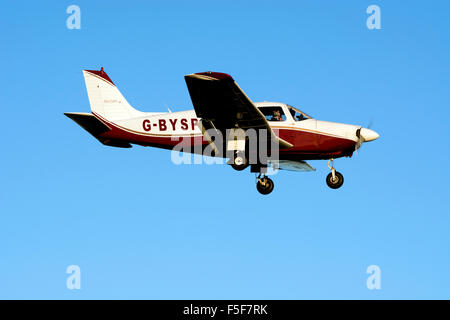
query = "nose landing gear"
xmin=256 ymin=174 xmax=274 ymax=195
xmin=326 ymin=159 xmax=344 ymax=189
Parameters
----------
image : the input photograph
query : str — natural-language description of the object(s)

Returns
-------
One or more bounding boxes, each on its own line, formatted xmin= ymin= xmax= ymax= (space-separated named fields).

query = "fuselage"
xmin=92 ymin=101 xmax=373 ymax=160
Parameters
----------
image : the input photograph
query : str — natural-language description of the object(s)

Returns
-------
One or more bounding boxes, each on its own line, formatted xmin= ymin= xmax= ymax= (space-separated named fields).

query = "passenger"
xmin=271 ymin=109 xmax=282 ymax=121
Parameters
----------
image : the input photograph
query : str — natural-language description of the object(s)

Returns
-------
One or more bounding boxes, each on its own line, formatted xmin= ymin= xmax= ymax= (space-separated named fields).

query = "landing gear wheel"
xmin=231 ymin=151 xmax=248 ymax=171
xmin=256 ymin=177 xmax=274 ymax=195
xmin=326 ymin=171 xmax=344 ymax=189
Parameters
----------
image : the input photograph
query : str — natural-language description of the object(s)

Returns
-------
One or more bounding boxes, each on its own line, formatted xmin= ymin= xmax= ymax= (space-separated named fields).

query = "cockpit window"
xmin=287 ymin=105 xmax=312 ymax=121
xmin=259 ymin=106 xmax=286 ymax=122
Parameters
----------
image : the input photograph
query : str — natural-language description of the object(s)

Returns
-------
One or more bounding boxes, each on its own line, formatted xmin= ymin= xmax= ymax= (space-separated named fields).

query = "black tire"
xmin=326 ymin=171 xmax=344 ymax=189
xmin=257 ymin=177 xmax=274 ymax=195
xmin=231 ymin=163 xmax=249 ymax=171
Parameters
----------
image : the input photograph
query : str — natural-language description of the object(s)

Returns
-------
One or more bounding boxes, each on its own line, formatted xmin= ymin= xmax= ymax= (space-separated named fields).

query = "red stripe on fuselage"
xmin=92 ymin=112 xmax=207 ymax=150
xmin=92 ymin=113 xmax=355 ymax=160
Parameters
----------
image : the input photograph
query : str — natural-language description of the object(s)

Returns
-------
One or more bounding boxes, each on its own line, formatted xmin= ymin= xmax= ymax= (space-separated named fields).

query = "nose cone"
xmin=360 ymin=128 xmax=379 ymax=142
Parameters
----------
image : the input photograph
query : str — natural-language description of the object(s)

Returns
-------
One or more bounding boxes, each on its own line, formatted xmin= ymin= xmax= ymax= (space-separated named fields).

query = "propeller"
xmin=355 ymin=127 xmax=364 ymax=152
xmin=354 ymin=121 xmax=378 ymax=153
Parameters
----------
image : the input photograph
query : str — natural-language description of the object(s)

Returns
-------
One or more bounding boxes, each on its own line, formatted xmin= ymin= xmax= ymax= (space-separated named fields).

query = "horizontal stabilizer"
xmin=64 ymin=112 xmax=110 ymax=136
xmin=64 ymin=112 xmax=132 ymax=148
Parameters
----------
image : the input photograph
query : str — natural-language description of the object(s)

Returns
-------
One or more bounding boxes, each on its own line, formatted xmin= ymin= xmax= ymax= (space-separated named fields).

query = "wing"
xmin=270 ymin=160 xmax=316 ymax=172
xmin=184 ymin=72 xmax=293 ymax=149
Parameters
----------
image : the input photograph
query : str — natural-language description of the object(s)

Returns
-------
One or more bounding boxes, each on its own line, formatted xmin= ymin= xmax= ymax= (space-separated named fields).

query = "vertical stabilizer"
xmin=83 ymin=68 xmax=142 ymax=121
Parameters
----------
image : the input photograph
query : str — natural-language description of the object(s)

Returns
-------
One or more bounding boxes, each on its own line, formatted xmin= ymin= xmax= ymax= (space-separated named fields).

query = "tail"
xmin=83 ymin=68 xmax=142 ymax=121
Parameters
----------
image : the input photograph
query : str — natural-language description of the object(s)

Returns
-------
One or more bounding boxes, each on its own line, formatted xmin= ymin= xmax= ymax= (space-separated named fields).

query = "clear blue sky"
xmin=1 ymin=0 xmax=449 ymax=299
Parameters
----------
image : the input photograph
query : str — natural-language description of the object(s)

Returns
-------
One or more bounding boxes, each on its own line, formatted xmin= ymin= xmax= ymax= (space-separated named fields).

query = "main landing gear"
xmin=326 ymin=159 xmax=344 ymax=189
xmin=231 ymin=151 xmax=249 ymax=171
xmin=256 ymin=174 xmax=274 ymax=195
xmin=235 ymin=159 xmax=344 ymax=194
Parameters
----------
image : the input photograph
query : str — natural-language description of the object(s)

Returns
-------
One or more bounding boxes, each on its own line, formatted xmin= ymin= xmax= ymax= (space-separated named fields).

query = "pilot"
xmin=290 ymin=108 xmax=296 ymax=118
xmin=271 ymin=109 xmax=282 ymax=121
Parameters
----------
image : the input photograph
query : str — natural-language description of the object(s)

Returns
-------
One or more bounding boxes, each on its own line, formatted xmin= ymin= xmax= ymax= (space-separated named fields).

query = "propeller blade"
xmin=354 ymin=127 xmax=364 ymax=152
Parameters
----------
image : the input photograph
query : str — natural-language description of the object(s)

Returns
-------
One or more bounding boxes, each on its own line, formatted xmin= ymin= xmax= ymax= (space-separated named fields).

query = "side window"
xmin=259 ymin=107 xmax=286 ymax=122
xmin=288 ymin=107 xmax=308 ymax=121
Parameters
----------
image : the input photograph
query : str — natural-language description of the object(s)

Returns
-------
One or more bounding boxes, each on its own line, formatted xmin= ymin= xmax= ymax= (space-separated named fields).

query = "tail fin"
xmin=83 ymin=68 xmax=142 ymax=121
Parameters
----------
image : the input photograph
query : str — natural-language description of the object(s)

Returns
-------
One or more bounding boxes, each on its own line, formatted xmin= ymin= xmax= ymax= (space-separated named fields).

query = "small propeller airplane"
xmin=65 ymin=68 xmax=379 ymax=195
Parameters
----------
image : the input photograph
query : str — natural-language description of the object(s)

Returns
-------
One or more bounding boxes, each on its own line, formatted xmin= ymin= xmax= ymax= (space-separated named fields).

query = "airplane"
xmin=65 ymin=68 xmax=379 ymax=195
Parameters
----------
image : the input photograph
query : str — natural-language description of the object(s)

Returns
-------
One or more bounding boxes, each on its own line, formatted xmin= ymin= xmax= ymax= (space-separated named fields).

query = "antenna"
xmin=164 ymin=102 xmax=172 ymax=113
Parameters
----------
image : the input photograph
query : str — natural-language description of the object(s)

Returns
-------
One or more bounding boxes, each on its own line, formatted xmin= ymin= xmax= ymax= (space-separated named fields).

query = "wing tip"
xmin=186 ymin=71 xmax=234 ymax=81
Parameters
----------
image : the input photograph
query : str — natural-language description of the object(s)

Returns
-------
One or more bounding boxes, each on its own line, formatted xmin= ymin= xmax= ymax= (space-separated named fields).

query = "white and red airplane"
xmin=65 ymin=68 xmax=379 ymax=195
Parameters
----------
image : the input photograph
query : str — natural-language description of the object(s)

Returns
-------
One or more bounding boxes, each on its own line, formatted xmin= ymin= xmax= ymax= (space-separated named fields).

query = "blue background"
xmin=1 ymin=0 xmax=449 ymax=299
